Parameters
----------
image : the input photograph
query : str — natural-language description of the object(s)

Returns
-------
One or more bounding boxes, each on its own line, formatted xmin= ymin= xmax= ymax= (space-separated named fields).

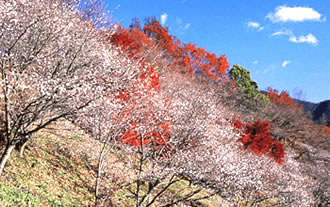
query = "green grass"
xmin=0 ymin=122 xmax=96 ymax=206
xmin=0 ymin=120 xmax=225 ymax=207
xmin=0 ymin=183 xmax=40 ymax=207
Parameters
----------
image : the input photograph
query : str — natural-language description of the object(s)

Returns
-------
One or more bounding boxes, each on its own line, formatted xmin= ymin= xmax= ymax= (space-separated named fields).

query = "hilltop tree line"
xmin=0 ymin=0 xmax=329 ymax=206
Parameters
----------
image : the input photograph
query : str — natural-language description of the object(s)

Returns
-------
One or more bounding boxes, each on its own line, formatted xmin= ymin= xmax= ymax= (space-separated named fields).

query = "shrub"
xmin=232 ymin=119 xmax=285 ymax=164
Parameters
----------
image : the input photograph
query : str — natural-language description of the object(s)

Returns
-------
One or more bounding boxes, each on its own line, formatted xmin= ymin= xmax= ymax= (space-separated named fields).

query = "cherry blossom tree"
xmin=107 ymin=71 xmax=223 ymax=206
xmin=101 ymin=15 xmax=325 ymax=207
xmin=0 ymin=0 xmax=136 ymax=174
xmin=157 ymin=73 xmax=316 ymax=206
xmin=79 ymin=69 xmax=316 ymax=206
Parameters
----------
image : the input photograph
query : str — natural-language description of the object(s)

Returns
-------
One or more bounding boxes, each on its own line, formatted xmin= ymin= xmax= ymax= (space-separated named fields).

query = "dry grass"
xmin=0 ymin=120 xmax=226 ymax=206
xmin=0 ymin=118 xmax=295 ymax=206
xmin=1 ymin=120 xmax=97 ymax=206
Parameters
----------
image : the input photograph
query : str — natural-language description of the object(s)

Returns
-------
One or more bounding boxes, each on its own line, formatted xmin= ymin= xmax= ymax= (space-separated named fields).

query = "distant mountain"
xmin=294 ymin=99 xmax=318 ymax=113
xmin=312 ymin=100 xmax=330 ymax=126
xmin=295 ymin=99 xmax=330 ymax=126
xmin=260 ymin=90 xmax=329 ymax=126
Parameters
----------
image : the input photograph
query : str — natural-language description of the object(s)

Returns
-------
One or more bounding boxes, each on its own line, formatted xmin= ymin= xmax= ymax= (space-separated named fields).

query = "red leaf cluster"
xmin=143 ymin=17 xmax=181 ymax=56
xmin=109 ymin=24 xmax=169 ymax=150
xmin=108 ymin=18 xmax=231 ymax=151
xmin=180 ymin=43 xmax=229 ymax=81
xmin=142 ymin=18 xmax=230 ymax=81
xmin=117 ymin=67 xmax=165 ymax=149
xmin=267 ymin=88 xmax=301 ymax=109
xmin=233 ymin=119 xmax=285 ymax=164
xmin=110 ymin=17 xmax=230 ymax=82
xmin=122 ymin=121 xmax=171 ymax=147
xmin=321 ymin=126 xmax=330 ymax=136
xmin=110 ymin=25 xmax=152 ymax=59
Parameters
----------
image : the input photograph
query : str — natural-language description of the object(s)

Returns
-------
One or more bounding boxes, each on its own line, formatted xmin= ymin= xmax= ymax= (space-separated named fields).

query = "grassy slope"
xmin=1 ymin=119 xmax=322 ymax=206
xmin=0 ymin=121 xmax=96 ymax=206
xmin=0 ymin=120 xmax=225 ymax=207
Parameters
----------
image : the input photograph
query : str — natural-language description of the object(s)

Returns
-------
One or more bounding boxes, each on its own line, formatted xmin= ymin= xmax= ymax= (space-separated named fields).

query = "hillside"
xmin=261 ymin=92 xmax=330 ymax=127
xmin=313 ymin=100 xmax=330 ymax=126
xmin=294 ymin=99 xmax=318 ymax=113
xmin=1 ymin=0 xmax=330 ymax=207
xmin=0 ymin=120 xmax=226 ymax=206
xmin=1 ymin=121 xmax=329 ymax=206
xmin=294 ymin=99 xmax=330 ymax=126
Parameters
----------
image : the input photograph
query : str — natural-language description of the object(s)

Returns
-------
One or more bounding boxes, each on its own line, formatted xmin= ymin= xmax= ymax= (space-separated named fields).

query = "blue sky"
xmin=104 ymin=0 xmax=330 ymax=103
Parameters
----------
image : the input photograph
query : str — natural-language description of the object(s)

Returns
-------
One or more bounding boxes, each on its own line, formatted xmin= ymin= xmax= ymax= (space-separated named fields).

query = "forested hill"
xmin=312 ymin=100 xmax=330 ymax=126
xmin=260 ymin=90 xmax=330 ymax=127
xmin=294 ymin=99 xmax=330 ymax=126
xmin=0 ymin=0 xmax=329 ymax=206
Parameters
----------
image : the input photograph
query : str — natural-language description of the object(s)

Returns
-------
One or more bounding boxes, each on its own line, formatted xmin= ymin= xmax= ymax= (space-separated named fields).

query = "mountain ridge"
xmin=260 ymin=90 xmax=329 ymax=126
xmin=293 ymin=99 xmax=330 ymax=126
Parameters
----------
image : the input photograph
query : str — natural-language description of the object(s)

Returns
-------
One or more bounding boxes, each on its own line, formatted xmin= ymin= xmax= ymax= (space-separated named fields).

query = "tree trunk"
xmin=18 ymin=139 xmax=28 ymax=158
xmin=95 ymin=142 xmax=107 ymax=207
xmin=0 ymin=144 xmax=15 ymax=175
xmin=95 ymin=163 xmax=101 ymax=207
xmin=15 ymin=134 xmax=31 ymax=158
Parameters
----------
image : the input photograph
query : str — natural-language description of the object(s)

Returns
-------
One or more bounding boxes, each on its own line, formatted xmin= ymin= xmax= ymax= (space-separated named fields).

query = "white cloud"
xmin=289 ymin=33 xmax=319 ymax=45
xmin=262 ymin=64 xmax=277 ymax=74
xmin=183 ymin=23 xmax=191 ymax=30
xmin=266 ymin=6 xmax=324 ymax=23
xmin=282 ymin=60 xmax=291 ymax=67
xmin=248 ymin=21 xmax=260 ymax=28
xmin=270 ymin=29 xmax=319 ymax=46
xmin=176 ymin=18 xmax=183 ymax=25
xmin=176 ymin=18 xmax=191 ymax=34
xmin=253 ymin=60 xmax=258 ymax=65
xmin=160 ymin=13 xmax=168 ymax=25
xmin=271 ymin=28 xmax=293 ymax=36
xmin=247 ymin=21 xmax=264 ymax=31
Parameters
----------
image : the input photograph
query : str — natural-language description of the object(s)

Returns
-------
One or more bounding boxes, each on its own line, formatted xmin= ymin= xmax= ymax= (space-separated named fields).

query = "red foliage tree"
xmin=111 ymin=17 xmax=230 ymax=82
xmin=108 ymin=17 xmax=232 ymax=150
xmin=233 ymin=119 xmax=285 ymax=164
xmin=110 ymin=25 xmax=152 ymax=59
xmin=115 ymin=65 xmax=166 ymax=148
xmin=321 ymin=126 xmax=330 ymax=136
xmin=143 ymin=17 xmax=230 ymax=81
xmin=267 ymin=87 xmax=301 ymax=109
xmin=108 ymin=23 xmax=170 ymax=149
xmin=143 ymin=17 xmax=181 ymax=56
xmin=181 ymin=43 xmax=229 ymax=80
